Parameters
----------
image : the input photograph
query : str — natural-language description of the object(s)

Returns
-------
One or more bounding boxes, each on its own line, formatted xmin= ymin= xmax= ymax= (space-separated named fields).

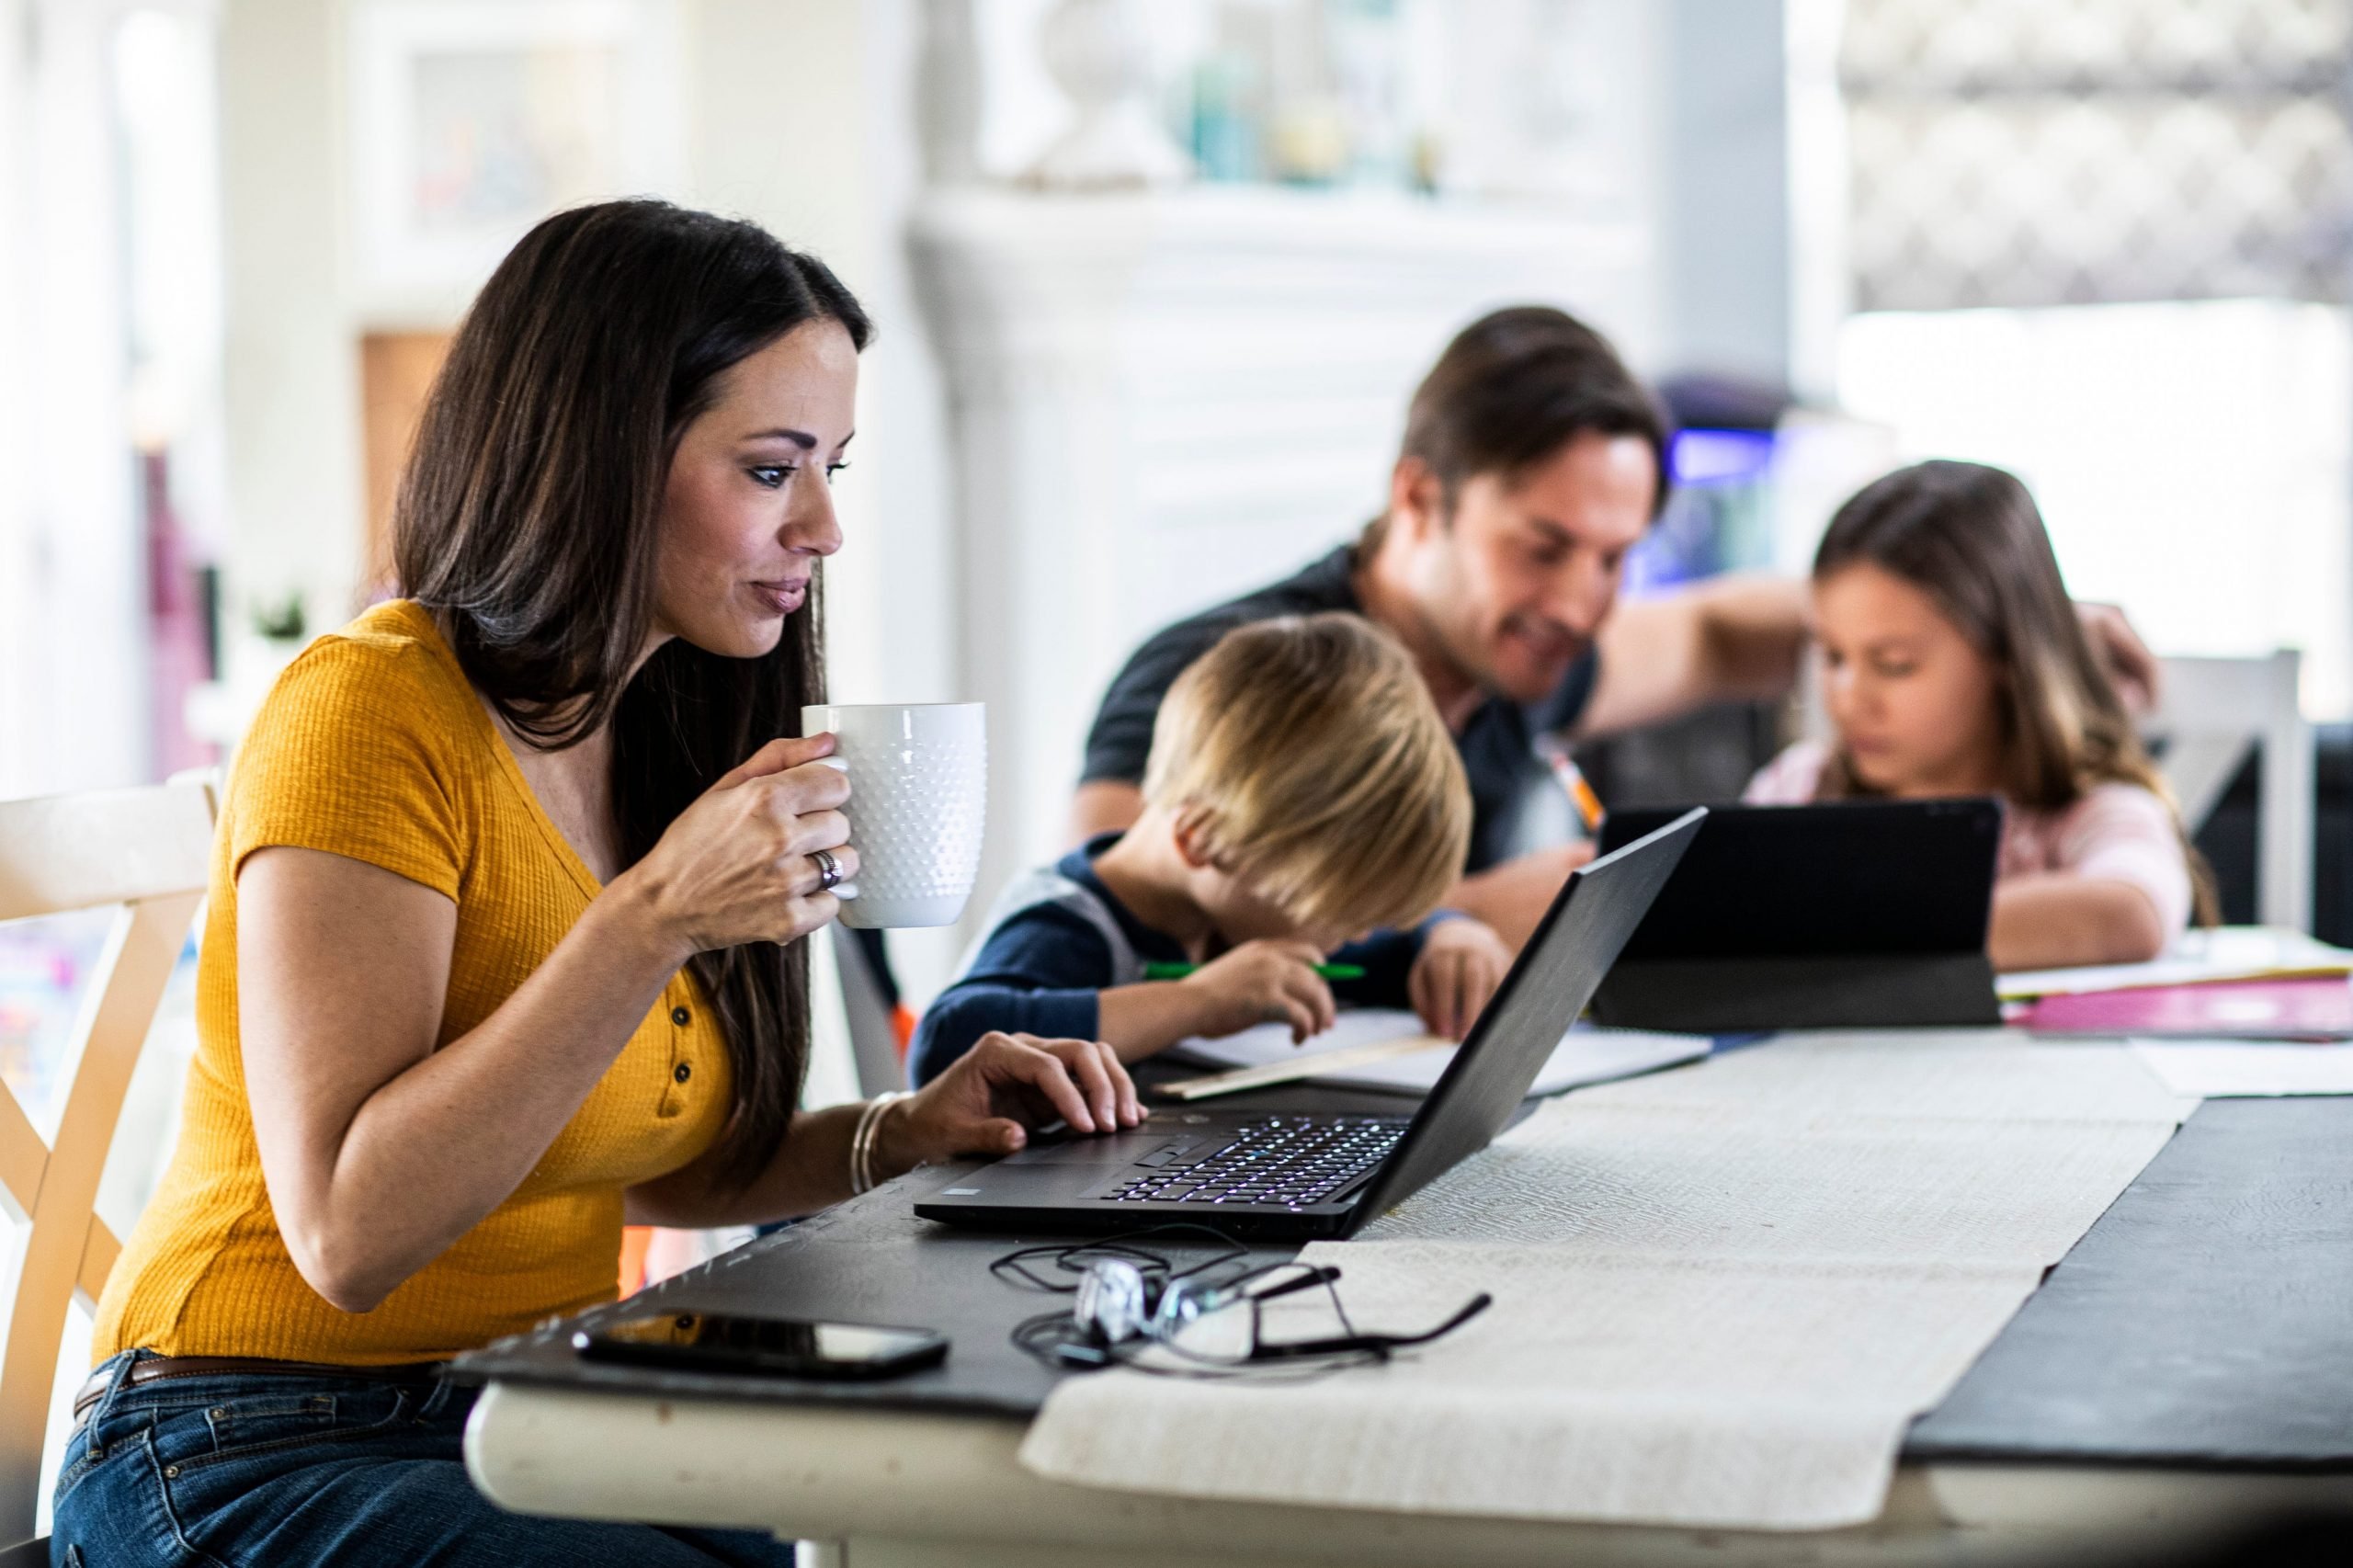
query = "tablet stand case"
xmin=1594 ymin=951 xmax=2000 ymax=1032
xmin=1589 ymin=799 xmax=2004 ymax=1033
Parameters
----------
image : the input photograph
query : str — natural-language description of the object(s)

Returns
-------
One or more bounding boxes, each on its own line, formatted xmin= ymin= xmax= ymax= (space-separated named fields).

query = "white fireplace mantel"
xmin=908 ymin=185 xmax=1656 ymax=910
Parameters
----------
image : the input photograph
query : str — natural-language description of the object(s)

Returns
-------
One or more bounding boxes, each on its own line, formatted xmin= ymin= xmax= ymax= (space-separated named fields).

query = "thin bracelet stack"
xmin=850 ymin=1091 xmax=913 ymax=1196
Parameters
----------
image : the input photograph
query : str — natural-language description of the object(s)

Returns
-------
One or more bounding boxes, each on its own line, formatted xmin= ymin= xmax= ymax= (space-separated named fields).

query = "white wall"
xmin=0 ymin=0 xmax=152 ymax=798
xmin=0 ymin=0 xmax=35 ymax=798
xmin=217 ymin=0 xmax=361 ymax=692
xmin=1660 ymin=0 xmax=1791 ymax=383
xmin=686 ymin=0 xmax=961 ymax=715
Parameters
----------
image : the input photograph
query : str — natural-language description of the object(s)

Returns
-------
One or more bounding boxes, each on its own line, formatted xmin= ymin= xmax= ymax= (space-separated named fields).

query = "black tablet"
xmin=1589 ymin=797 xmax=2005 ymax=1032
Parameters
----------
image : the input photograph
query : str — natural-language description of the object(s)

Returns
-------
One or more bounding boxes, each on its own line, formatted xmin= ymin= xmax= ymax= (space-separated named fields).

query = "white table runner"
xmin=1021 ymin=1031 xmax=2191 ymax=1530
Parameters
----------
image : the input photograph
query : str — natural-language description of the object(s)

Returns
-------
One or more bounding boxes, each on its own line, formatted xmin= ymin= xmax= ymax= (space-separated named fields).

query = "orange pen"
xmin=1543 ymin=746 xmax=1606 ymax=834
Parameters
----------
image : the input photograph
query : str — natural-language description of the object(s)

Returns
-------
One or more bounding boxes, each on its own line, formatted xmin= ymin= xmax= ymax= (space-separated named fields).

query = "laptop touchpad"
xmin=1001 ymin=1125 xmax=1173 ymax=1167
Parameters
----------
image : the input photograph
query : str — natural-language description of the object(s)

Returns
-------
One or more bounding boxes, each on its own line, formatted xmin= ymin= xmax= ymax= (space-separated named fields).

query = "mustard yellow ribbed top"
xmin=94 ymin=599 xmax=733 ymax=1367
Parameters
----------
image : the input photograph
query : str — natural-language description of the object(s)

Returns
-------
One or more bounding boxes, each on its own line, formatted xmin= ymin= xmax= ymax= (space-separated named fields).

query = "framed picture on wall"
xmin=347 ymin=0 xmax=682 ymax=306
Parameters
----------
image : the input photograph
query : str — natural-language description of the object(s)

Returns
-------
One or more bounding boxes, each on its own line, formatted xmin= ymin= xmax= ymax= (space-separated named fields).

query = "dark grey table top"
xmin=1906 ymin=1096 xmax=2353 ymax=1468
xmin=452 ymin=1074 xmax=1402 ymax=1418
xmin=455 ymin=1075 xmax=2353 ymax=1470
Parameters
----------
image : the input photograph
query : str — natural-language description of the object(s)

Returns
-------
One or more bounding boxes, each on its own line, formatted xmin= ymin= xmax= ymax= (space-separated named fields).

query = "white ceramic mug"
xmin=800 ymin=702 xmax=987 ymax=929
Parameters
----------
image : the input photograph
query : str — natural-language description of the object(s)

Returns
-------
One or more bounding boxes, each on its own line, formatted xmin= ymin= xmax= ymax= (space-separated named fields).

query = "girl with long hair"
xmin=53 ymin=199 xmax=1140 ymax=1567
xmin=1746 ymin=460 xmax=2208 ymax=971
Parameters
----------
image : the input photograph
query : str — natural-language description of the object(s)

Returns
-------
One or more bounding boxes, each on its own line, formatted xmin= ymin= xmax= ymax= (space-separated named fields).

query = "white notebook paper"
xmin=1999 ymin=925 xmax=2353 ymax=1001
xmin=2130 ymin=1037 xmax=2353 ymax=1098
xmin=1163 ymin=1007 xmax=1710 ymax=1097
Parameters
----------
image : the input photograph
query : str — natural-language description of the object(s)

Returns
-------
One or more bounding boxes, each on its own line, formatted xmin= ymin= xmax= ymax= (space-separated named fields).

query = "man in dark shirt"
xmin=1074 ymin=306 xmax=2156 ymax=947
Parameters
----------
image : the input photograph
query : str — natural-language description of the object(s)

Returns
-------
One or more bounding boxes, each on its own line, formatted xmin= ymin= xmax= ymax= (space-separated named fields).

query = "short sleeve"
xmin=1081 ymin=548 xmax=1365 ymax=785
xmin=227 ymin=635 xmax=469 ymax=900
xmin=1742 ymin=740 xmax=1831 ymax=804
xmin=2052 ymin=784 xmax=2195 ymax=937
xmin=1079 ymin=616 xmax=1236 ymax=786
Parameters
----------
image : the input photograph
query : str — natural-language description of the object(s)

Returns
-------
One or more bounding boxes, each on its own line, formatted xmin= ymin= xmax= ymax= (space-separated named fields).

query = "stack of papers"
xmin=2130 ymin=1039 xmax=2353 ymax=1098
xmin=1998 ymin=926 xmax=2353 ymax=1001
xmin=1161 ymin=1008 xmax=1710 ymax=1098
xmin=1993 ymin=928 xmax=2353 ymax=1099
xmin=2017 ymin=976 xmax=2353 ymax=1040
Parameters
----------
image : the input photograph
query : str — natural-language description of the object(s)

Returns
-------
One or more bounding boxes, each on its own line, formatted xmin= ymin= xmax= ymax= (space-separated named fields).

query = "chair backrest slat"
xmin=0 ymin=778 xmax=215 ymax=1547
xmin=0 ymin=1092 xmax=44 ymax=1226
xmin=2149 ymin=652 xmax=2312 ymax=932
xmin=75 ymin=1216 xmax=121 ymax=1310
xmin=0 ymin=784 xmax=214 ymax=924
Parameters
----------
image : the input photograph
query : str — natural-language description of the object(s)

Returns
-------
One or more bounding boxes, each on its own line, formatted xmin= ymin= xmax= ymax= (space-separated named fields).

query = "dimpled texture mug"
xmin=801 ymin=702 xmax=987 ymax=929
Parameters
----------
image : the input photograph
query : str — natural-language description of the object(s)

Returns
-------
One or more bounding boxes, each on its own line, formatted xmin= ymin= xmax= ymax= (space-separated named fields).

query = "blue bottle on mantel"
xmin=1190 ymin=53 xmax=1262 ymax=184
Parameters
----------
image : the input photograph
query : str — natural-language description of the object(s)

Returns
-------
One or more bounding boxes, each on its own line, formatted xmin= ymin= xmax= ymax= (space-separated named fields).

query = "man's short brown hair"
xmin=1368 ymin=306 xmax=1670 ymax=553
xmin=1141 ymin=613 xmax=1471 ymax=933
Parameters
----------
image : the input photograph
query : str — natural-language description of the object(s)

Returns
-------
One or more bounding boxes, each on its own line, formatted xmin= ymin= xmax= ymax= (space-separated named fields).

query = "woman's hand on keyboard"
xmin=892 ymin=1031 xmax=1143 ymax=1162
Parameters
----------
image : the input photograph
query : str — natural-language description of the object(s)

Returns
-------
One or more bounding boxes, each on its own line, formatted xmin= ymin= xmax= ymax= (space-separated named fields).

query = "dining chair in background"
xmin=2149 ymin=651 xmax=2313 ymax=932
xmin=0 ymin=777 xmax=216 ymax=1562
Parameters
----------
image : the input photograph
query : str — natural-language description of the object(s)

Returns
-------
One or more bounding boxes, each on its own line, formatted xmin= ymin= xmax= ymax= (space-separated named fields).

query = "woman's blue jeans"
xmin=49 ymin=1351 xmax=799 ymax=1567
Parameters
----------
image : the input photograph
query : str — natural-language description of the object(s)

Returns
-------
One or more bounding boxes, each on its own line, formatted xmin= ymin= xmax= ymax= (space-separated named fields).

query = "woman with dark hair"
xmin=52 ymin=200 xmax=1141 ymax=1567
xmin=1745 ymin=460 xmax=2210 ymax=971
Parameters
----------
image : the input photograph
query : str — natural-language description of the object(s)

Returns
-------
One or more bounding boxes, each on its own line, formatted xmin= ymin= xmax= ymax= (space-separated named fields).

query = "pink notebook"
xmin=2018 ymin=977 xmax=2353 ymax=1040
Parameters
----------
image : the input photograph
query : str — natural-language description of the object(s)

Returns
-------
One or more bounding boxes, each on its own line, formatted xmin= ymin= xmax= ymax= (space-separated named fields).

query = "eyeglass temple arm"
xmin=1247 ymin=1290 xmax=1494 ymax=1362
xmin=1239 ymin=1265 xmax=1341 ymax=1304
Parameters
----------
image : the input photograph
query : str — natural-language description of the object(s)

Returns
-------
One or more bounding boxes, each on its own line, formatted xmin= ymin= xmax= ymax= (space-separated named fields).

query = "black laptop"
xmin=912 ymin=807 xmax=1704 ymax=1240
xmin=1590 ymin=798 xmax=2004 ymax=1034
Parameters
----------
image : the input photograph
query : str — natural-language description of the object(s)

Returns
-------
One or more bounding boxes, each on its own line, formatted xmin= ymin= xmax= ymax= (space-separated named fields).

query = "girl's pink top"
xmin=1742 ymin=740 xmax=2193 ymax=937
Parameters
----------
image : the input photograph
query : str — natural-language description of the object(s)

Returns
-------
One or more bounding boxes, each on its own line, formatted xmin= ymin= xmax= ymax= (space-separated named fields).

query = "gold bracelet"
xmin=850 ymin=1091 xmax=911 ymax=1195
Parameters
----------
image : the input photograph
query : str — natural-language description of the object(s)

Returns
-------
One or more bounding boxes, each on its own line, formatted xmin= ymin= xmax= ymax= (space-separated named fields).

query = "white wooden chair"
xmin=0 ymin=778 xmax=216 ymax=1556
xmin=2147 ymin=652 xmax=2314 ymax=932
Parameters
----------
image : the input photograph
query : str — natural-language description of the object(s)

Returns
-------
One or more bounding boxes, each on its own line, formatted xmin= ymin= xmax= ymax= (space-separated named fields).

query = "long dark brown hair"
xmin=1813 ymin=460 xmax=2215 ymax=922
xmin=394 ymin=199 xmax=871 ymax=1185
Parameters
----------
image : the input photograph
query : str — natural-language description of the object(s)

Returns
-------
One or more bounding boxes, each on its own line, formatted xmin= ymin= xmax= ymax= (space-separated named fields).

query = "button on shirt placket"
xmin=661 ymin=993 xmax=694 ymax=1116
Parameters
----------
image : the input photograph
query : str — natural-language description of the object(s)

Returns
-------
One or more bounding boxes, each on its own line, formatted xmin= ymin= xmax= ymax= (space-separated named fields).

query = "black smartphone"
xmin=573 ymin=1310 xmax=949 ymax=1381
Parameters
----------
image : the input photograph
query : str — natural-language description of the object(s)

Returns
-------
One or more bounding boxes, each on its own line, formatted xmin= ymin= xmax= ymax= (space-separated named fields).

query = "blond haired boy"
xmin=910 ymin=613 xmax=1513 ymax=1085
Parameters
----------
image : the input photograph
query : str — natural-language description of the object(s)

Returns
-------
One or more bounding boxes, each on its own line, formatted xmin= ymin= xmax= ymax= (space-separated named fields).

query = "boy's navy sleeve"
xmin=907 ymin=903 xmax=1120 ymax=1086
xmin=1327 ymin=912 xmax=1473 ymax=1011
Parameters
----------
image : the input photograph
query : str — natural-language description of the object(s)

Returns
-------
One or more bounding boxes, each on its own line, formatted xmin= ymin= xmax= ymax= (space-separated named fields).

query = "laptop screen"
xmin=1345 ymin=808 xmax=1704 ymax=1232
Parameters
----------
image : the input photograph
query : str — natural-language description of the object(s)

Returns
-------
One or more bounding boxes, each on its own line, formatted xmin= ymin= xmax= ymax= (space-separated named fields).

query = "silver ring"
xmin=811 ymin=847 xmax=843 ymax=892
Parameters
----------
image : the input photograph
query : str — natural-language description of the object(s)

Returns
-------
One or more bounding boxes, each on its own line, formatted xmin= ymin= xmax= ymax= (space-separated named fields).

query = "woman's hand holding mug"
xmin=618 ymin=734 xmax=861 ymax=960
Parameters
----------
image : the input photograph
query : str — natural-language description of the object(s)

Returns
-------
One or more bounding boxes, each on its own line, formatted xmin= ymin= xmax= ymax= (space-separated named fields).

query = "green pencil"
xmin=1142 ymin=960 xmax=1365 ymax=982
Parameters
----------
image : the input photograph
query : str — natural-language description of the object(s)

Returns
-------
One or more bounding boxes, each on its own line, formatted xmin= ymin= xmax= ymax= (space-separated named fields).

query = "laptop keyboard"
xmin=1100 ymin=1116 xmax=1405 ymax=1210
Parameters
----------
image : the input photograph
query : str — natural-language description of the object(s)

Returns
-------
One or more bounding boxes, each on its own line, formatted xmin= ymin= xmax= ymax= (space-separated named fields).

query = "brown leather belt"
xmin=73 ymin=1356 xmax=449 ymax=1426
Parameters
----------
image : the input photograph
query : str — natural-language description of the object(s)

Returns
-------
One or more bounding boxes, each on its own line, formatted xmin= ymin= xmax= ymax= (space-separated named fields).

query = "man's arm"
xmin=1575 ymin=574 xmax=1809 ymax=739
xmin=1445 ymin=843 xmax=1593 ymax=952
